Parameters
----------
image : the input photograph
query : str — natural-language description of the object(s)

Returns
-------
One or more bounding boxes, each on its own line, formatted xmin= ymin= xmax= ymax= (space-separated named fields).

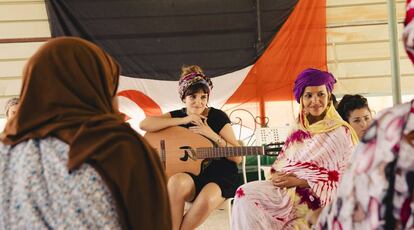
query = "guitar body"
xmin=144 ymin=126 xmax=213 ymax=177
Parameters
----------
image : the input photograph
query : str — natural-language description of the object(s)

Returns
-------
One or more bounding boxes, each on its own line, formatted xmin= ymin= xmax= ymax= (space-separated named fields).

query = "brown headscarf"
xmin=1 ymin=37 xmax=171 ymax=230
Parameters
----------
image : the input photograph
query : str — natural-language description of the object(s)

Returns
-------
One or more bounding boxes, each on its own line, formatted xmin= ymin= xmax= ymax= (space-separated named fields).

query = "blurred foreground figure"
xmin=317 ymin=3 xmax=414 ymax=228
xmin=0 ymin=37 xmax=171 ymax=230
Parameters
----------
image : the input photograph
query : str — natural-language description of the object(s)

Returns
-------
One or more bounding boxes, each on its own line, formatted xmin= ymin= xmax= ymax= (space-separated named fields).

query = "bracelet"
xmin=216 ymin=137 xmax=222 ymax=145
xmin=216 ymin=137 xmax=228 ymax=147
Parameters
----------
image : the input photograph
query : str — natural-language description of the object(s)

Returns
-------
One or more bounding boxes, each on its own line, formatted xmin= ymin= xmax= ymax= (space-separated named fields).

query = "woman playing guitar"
xmin=140 ymin=65 xmax=241 ymax=230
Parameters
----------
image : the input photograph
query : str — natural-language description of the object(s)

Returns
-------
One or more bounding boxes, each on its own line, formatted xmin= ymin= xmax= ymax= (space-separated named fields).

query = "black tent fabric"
xmin=45 ymin=0 xmax=297 ymax=80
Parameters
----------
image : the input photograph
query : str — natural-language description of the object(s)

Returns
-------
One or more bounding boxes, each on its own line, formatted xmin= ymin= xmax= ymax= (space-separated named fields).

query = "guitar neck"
xmin=194 ymin=146 xmax=264 ymax=159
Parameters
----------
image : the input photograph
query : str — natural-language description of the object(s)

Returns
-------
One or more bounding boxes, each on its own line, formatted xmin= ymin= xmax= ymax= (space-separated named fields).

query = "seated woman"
xmin=231 ymin=68 xmax=358 ymax=230
xmin=4 ymin=97 xmax=19 ymax=121
xmin=0 ymin=37 xmax=171 ymax=229
xmin=140 ymin=65 xmax=241 ymax=230
xmin=336 ymin=94 xmax=373 ymax=139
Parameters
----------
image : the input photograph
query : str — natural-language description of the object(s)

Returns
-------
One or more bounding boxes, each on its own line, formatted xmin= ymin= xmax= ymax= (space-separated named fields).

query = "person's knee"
xmin=168 ymin=173 xmax=193 ymax=199
xmin=196 ymin=184 xmax=224 ymax=210
xmin=235 ymin=181 xmax=264 ymax=199
xmin=234 ymin=181 xmax=261 ymax=201
xmin=194 ymin=195 xmax=218 ymax=211
xmin=168 ymin=173 xmax=192 ymax=189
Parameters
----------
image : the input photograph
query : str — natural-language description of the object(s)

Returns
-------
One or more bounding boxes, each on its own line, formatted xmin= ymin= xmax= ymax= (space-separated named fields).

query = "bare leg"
xmin=168 ymin=173 xmax=196 ymax=230
xmin=180 ymin=183 xmax=225 ymax=230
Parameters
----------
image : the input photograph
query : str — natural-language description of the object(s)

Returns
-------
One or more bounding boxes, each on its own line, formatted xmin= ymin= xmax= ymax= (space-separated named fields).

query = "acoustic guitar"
xmin=144 ymin=126 xmax=281 ymax=177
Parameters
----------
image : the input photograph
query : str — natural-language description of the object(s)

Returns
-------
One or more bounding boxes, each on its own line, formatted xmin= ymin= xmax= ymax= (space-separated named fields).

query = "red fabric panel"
xmin=226 ymin=0 xmax=327 ymax=104
xmin=117 ymin=90 xmax=162 ymax=116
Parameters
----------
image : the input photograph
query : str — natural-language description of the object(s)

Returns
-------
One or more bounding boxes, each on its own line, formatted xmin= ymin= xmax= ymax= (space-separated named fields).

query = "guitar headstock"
xmin=263 ymin=142 xmax=284 ymax=156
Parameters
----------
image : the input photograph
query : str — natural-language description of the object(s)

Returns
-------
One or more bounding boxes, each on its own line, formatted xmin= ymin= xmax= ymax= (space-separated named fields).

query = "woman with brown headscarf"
xmin=0 ymin=37 xmax=171 ymax=229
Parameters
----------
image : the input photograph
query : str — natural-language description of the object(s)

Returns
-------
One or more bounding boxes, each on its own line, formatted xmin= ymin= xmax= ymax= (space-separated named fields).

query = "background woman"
xmin=140 ymin=65 xmax=241 ymax=230
xmin=4 ymin=97 xmax=19 ymax=121
xmin=337 ymin=94 xmax=373 ymax=139
xmin=231 ymin=68 xmax=358 ymax=230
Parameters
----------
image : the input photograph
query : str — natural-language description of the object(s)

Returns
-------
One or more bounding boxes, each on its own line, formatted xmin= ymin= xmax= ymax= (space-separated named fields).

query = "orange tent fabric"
xmin=226 ymin=0 xmax=327 ymax=104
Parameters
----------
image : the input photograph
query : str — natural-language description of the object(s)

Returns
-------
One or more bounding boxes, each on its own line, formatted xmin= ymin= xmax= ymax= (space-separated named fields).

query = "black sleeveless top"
xmin=169 ymin=107 xmax=239 ymax=198
xmin=170 ymin=107 xmax=230 ymax=134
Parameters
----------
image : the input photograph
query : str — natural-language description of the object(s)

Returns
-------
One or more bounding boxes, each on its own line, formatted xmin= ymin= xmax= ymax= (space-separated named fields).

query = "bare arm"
xmin=188 ymin=122 xmax=242 ymax=164
xmin=219 ymin=124 xmax=242 ymax=164
xmin=139 ymin=113 xmax=182 ymax=132
xmin=140 ymin=112 xmax=207 ymax=132
xmin=271 ymin=172 xmax=310 ymax=188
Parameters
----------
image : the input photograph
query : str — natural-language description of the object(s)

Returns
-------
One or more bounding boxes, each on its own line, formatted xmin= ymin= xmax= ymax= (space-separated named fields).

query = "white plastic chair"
xmin=224 ymin=155 xmax=246 ymax=229
xmin=257 ymin=157 xmax=273 ymax=181
xmin=254 ymin=126 xmax=289 ymax=181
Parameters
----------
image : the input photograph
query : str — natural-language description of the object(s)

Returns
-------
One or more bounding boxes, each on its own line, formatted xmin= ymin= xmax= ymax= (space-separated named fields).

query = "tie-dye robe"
xmin=231 ymin=125 xmax=354 ymax=229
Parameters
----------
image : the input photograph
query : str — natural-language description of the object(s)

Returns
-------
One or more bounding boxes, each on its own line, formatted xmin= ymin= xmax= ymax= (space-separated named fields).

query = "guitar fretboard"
xmin=195 ymin=146 xmax=264 ymax=159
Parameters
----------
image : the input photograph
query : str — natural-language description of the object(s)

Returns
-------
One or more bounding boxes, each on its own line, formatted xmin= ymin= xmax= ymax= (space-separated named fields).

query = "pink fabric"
xmin=406 ymin=0 xmax=414 ymax=27
xmin=406 ymin=0 xmax=414 ymax=63
xmin=317 ymin=101 xmax=414 ymax=229
xmin=231 ymin=126 xmax=354 ymax=229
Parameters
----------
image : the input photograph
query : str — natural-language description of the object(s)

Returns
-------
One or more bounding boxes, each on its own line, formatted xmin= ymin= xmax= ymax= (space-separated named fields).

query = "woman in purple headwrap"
xmin=231 ymin=68 xmax=358 ymax=230
xmin=140 ymin=65 xmax=241 ymax=230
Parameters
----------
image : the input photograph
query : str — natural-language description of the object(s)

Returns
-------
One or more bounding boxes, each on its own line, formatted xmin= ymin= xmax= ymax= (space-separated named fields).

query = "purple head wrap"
xmin=293 ymin=68 xmax=337 ymax=103
xmin=178 ymin=72 xmax=213 ymax=100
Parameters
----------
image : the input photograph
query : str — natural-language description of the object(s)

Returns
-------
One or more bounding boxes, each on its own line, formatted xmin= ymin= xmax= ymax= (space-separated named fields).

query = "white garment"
xmin=0 ymin=137 xmax=121 ymax=229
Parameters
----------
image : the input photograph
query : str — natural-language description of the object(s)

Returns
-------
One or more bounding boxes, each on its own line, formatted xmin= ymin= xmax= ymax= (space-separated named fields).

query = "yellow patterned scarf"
xmin=298 ymin=101 xmax=359 ymax=145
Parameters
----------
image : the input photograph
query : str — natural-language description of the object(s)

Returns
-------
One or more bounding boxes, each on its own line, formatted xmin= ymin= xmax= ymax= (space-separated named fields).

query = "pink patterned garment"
xmin=231 ymin=125 xmax=354 ymax=230
xmin=316 ymin=101 xmax=414 ymax=230
xmin=406 ymin=0 xmax=414 ymax=62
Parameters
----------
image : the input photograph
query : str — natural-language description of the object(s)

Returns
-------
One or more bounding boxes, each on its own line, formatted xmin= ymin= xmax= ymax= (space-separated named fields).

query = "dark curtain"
xmin=45 ymin=0 xmax=297 ymax=80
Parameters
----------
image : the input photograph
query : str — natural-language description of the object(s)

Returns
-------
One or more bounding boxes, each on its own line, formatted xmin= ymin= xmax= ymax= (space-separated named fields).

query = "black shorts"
xmin=186 ymin=158 xmax=239 ymax=201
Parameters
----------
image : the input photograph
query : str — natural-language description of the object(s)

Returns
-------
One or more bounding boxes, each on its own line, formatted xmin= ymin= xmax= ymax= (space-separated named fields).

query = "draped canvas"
xmin=44 ymin=0 xmax=325 ymax=128
xmin=45 ymin=0 xmax=297 ymax=79
xmin=227 ymin=0 xmax=327 ymax=104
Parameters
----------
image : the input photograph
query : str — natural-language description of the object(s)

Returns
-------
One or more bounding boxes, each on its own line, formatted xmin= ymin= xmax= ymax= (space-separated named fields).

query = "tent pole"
xmin=256 ymin=0 xmax=266 ymax=126
xmin=386 ymin=0 xmax=402 ymax=105
xmin=255 ymin=0 xmax=262 ymax=53
xmin=259 ymin=97 xmax=266 ymax=127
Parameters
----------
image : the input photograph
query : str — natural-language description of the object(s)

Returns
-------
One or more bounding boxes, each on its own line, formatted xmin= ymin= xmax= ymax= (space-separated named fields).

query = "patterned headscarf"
xmin=293 ymin=68 xmax=336 ymax=103
xmin=178 ymin=72 xmax=213 ymax=100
